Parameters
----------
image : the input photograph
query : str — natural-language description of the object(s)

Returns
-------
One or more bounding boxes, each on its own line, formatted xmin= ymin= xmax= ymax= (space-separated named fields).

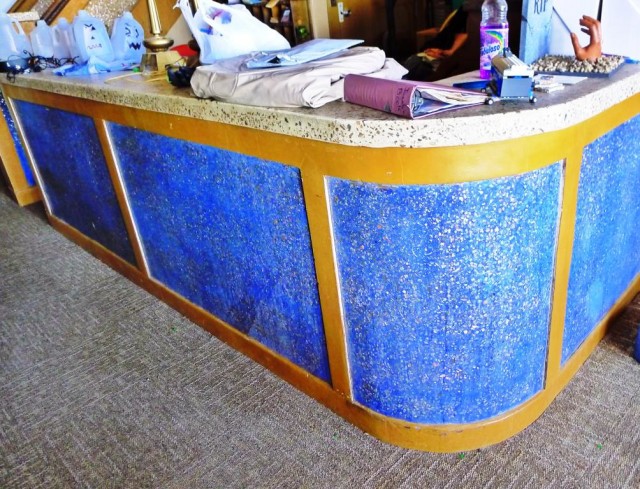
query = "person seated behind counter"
xmin=403 ymin=5 xmax=469 ymax=81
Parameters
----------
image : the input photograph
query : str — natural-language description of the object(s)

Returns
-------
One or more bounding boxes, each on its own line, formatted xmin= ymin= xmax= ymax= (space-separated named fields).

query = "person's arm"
xmin=417 ymin=27 xmax=439 ymax=40
xmin=425 ymin=33 xmax=468 ymax=59
xmin=443 ymin=32 xmax=468 ymax=57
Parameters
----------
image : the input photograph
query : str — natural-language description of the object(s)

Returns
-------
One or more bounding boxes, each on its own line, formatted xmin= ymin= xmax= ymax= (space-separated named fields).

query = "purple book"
xmin=343 ymin=75 xmax=487 ymax=119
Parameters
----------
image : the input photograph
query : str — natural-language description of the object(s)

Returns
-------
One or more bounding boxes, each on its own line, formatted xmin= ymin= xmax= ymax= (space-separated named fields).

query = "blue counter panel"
xmin=12 ymin=101 xmax=136 ymax=265
xmin=563 ymin=115 xmax=640 ymax=363
xmin=108 ymin=123 xmax=330 ymax=382
xmin=329 ymin=164 xmax=562 ymax=424
xmin=1 ymin=92 xmax=34 ymax=187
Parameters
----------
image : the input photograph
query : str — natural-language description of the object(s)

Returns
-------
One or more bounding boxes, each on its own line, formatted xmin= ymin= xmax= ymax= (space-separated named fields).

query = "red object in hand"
xmin=171 ymin=44 xmax=198 ymax=58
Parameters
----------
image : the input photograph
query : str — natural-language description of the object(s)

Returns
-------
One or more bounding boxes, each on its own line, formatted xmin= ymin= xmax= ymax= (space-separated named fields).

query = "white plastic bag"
xmin=175 ymin=0 xmax=290 ymax=64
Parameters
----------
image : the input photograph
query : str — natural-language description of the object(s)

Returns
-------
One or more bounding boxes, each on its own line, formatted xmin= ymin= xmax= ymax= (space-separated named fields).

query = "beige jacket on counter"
xmin=190 ymin=47 xmax=407 ymax=109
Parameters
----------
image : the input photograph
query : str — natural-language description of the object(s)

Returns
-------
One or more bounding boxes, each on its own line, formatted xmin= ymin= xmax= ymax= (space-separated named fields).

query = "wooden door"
xmin=325 ymin=0 xmax=420 ymax=59
xmin=325 ymin=0 xmax=387 ymax=48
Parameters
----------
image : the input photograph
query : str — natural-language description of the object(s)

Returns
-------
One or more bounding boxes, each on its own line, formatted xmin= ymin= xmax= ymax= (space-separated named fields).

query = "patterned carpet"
xmin=1 ymin=188 xmax=639 ymax=488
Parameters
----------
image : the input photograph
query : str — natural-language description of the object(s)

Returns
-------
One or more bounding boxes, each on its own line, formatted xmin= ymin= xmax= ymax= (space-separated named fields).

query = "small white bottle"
xmin=51 ymin=18 xmax=74 ymax=59
xmin=0 ymin=13 xmax=32 ymax=61
xmin=72 ymin=10 xmax=114 ymax=63
xmin=0 ymin=14 xmax=15 ymax=61
xmin=110 ymin=11 xmax=145 ymax=63
xmin=30 ymin=20 xmax=55 ymax=58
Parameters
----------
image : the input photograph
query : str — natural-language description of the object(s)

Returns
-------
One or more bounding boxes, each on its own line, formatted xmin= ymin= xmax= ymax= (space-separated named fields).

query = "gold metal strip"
xmin=300 ymin=169 xmax=352 ymax=397
xmin=4 ymin=95 xmax=53 ymax=215
xmin=544 ymin=148 xmax=582 ymax=384
xmin=94 ymin=118 xmax=150 ymax=276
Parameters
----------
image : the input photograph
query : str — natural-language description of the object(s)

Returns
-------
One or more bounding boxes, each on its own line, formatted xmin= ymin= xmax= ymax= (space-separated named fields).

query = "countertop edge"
xmin=1 ymin=65 xmax=639 ymax=149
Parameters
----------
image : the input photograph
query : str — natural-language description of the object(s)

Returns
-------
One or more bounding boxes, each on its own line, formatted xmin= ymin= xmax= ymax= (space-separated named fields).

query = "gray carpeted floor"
xmin=1 ymin=185 xmax=639 ymax=489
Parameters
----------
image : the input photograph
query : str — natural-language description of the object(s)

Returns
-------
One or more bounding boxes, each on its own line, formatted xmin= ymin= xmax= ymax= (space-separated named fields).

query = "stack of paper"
xmin=533 ymin=75 xmax=564 ymax=93
xmin=244 ymin=39 xmax=364 ymax=69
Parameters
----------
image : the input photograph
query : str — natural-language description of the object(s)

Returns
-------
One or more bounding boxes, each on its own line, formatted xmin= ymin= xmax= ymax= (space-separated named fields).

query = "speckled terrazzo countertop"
xmin=2 ymin=64 xmax=639 ymax=148
xmin=8 ymin=11 xmax=40 ymax=22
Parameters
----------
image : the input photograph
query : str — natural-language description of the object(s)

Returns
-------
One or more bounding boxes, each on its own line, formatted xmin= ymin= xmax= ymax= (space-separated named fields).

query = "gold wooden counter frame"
xmin=4 ymin=82 xmax=640 ymax=453
xmin=0 ymin=92 xmax=40 ymax=206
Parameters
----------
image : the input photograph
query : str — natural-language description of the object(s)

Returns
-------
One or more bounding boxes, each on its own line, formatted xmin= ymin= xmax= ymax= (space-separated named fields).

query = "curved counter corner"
xmin=1 ymin=65 xmax=639 ymax=452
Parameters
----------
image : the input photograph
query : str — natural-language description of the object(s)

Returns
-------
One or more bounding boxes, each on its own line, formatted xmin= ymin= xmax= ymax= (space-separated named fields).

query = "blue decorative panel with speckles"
xmin=329 ymin=164 xmax=562 ymax=424
xmin=1 ymin=92 xmax=35 ymax=187
xmin=108 ymin=123 xmax=330 ymax=382
xmin=563 ymin=115 xmax=640 ymax=364
xmin=12 ymin=101 xmax=136 ymax=265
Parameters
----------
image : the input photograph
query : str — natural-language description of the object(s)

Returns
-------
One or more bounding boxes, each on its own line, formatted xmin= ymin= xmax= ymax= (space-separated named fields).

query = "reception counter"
xmin=1 ymin=64 xmax=639 ymax=452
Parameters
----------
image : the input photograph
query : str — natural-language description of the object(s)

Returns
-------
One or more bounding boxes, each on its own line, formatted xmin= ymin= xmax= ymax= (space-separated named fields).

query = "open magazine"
xmin=344 ymin=75 xmax=488 ymax=119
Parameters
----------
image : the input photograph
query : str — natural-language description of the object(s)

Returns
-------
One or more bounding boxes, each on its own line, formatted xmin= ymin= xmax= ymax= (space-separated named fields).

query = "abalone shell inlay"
xmin=563 ymin=115 xmax=640 ymax=363
xmin=329 ymin=164 xmax=562 ymax=424
xmin=108 ymin=123 xmax=330 ymax=382
xmin=1 ymin=92 xmax=35 ymax=187
xmin=12 ymin=101 xmax=136 ymax=264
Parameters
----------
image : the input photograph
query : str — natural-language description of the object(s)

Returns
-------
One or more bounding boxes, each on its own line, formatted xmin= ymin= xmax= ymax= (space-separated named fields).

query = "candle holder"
xmin=140 ymin=0 xmax=182 ymax=73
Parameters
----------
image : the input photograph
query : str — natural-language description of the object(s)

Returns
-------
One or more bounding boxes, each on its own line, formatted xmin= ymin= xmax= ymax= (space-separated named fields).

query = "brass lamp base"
xmin=140 ymin=0 xmax=182 ymax=74
xmin=144 ymin=34 xmax=175 ymax=53
xmin=140 ymin=50 xmax=183 ymax=74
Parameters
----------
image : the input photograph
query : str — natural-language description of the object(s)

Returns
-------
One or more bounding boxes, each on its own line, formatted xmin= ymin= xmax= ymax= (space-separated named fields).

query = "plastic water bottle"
xmin=0 ymin=13 xmax=32 ymax=61
xmin=110 ymin=11 xmax=145 ymax=64
xmin=52 ymin=18 xmax=74 ymax=59
xmin=72 ymin=10 xmax=114 ymax=63
xmin=30 ymin=20 xmax=55 ymax=58
xmin=479 ymin=0 xmax=509 ymax=79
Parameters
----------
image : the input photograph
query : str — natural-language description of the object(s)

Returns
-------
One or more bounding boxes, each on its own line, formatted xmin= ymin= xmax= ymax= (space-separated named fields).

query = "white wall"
xmin=549 ymin=0 xmax=640 ymax=59
xmin=166 ymin=14 xmax=193 ymax=47
xmin=601 ymin=0 xmax=640 ymax=59
xmin=548 ymin=0 xmax=600 ymax=56
xmin=1 ymin=0 xmax=16 ymax=14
